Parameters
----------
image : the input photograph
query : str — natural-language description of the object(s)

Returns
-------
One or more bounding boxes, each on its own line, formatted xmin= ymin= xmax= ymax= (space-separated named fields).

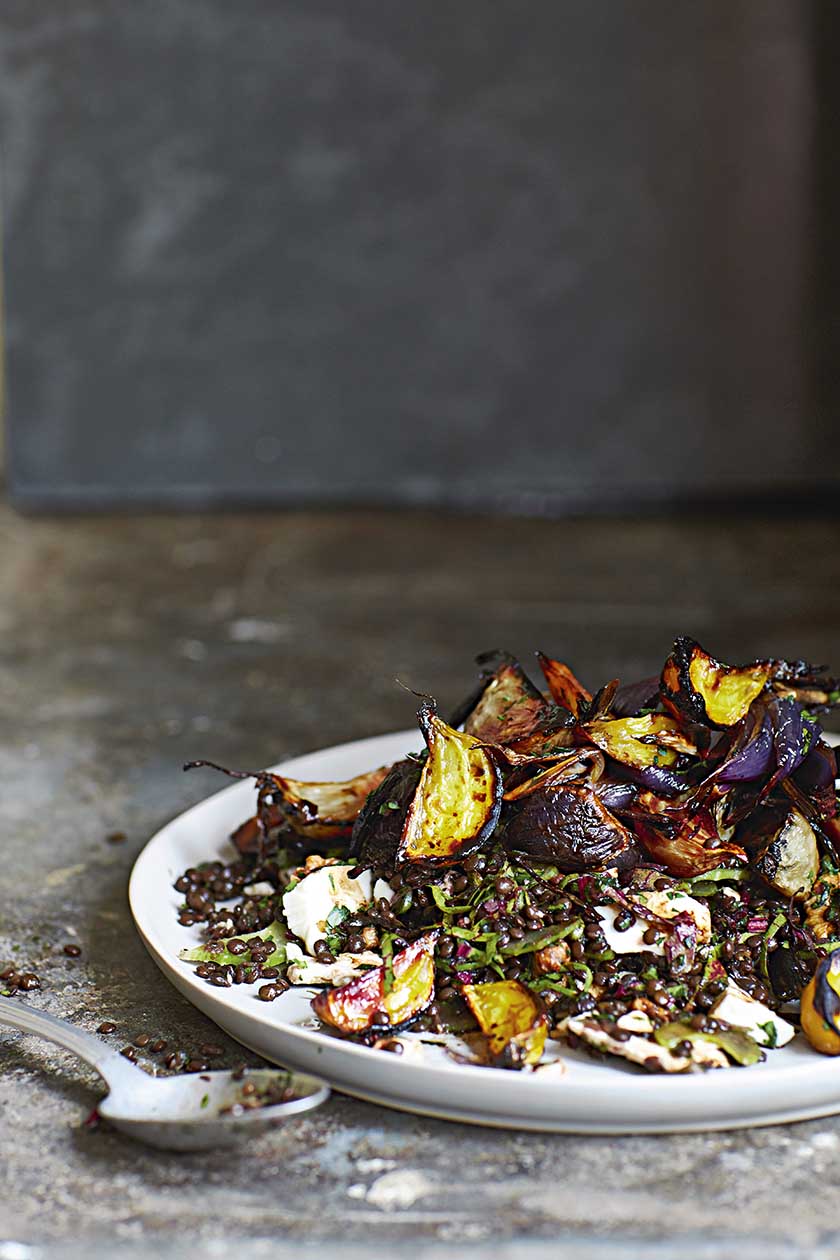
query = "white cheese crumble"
xmin=284 ymin=942 xmax=382 ymax=985
xmin=566 ymin=1015 xmax=691 ymax=1073
xmin=710 ymin=981 xmax=795 ymax=1048
xmin=281 ymin=863 xmax=393 ymax=953
xmin=595 ymin=890 xmax=711 ymax=956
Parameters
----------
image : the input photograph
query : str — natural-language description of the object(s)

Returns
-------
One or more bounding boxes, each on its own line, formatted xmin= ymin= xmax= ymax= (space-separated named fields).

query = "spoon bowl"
xmin=0 ymin=995 xmax=329 ymax=1151
xmin=96 ymin=1065 xmax=330 ymax=1151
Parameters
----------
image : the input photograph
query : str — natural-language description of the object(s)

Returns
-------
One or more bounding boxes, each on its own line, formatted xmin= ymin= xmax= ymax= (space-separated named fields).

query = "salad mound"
xmin=175 ymin=639 xmax=840 ymax=1072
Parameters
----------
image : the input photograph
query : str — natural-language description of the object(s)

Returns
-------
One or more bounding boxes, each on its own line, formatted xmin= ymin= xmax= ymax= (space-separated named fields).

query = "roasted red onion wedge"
xmin=490 ymin=721 xmax=576 ymax=765
xmin=463 ymin=658 xmax=549 ymax=745
xmin=185 ymin=760 xmax=390 ymax=845
xmin=256 ymin=766 xmax=391 ymax=841
xmin=502 ymin=750 xmax=605 ymax=801
xmin=633 ymin=814 xmax=747 ymax=877
xmin=503 ymin=784 xmax=633 ymax=870
xmin=795 ymin=739 xmax=838 ymax=820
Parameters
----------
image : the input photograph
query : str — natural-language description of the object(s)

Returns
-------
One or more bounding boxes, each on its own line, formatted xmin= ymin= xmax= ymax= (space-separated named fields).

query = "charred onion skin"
xmin=311 ymin=933 xmax=438 ymax=1035
xmin=399 ymin=705 xmax=502 ymax=865
xmin=536 ymin=652 xmax=591 ymax=717
xmin=503 ymin=784 xmax=633 ymax=870
xmin=801 ymin=950 xmax=840 ymax=1055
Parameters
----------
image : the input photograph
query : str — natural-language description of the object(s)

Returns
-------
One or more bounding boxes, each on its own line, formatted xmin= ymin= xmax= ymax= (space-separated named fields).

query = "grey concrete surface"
xmin=1 ymin=504 xmax=839 ymax=1258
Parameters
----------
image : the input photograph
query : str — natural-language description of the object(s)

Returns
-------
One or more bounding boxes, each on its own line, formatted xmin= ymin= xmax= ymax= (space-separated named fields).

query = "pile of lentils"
xmin=172 ymin=831 xmax=799 ymax=1037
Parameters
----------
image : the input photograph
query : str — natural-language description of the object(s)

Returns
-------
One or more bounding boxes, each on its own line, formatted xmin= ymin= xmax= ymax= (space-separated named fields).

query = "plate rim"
xmin=129 ymin=727 xmax=840 ymax=1130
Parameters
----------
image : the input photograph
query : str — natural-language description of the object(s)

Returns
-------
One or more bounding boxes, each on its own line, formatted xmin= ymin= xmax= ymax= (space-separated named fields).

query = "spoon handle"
xmin=0 ymin=995 xmax=131 ymax=1084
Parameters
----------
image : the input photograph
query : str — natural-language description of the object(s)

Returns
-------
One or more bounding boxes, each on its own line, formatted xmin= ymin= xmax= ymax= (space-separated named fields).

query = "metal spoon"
xmin=0 ymin=995 xmax=329 ymax=1150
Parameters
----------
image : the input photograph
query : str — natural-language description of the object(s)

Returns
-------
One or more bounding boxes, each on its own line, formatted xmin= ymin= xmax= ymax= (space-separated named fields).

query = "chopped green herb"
xmin=757 ymin=1020 xmax=779 ymax=1049
xmin=381 ymin=934 xmax=395 ymax=995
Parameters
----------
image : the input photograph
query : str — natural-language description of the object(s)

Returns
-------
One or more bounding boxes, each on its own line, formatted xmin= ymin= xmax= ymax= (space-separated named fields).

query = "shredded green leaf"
xmin=655 ymin=1021 xmax=763 ymax=1066
xmin=179 ymin=920 xmax=287 ymax=968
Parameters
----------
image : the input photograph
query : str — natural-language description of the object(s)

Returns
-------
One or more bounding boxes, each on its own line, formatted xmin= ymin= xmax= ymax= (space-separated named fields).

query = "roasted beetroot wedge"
xmin=349 ymin=757 xmax=424 ymax=868
xmin=462 ymin=979 xmax=548 ymax=1068
xmin=585 ymin=713 xmax=698 ymax=770
xmin=311 ymin=933 xmax=438 ymax=1035
xmin=399 ymin=705 xmax=502 ymax=864
xmin=661 ymin=637 xmax=773 ymax=728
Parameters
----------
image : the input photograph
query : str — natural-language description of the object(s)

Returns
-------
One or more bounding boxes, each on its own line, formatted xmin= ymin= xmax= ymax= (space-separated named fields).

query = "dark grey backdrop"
xmin=2 ymin=1 xmax=835 ymax=511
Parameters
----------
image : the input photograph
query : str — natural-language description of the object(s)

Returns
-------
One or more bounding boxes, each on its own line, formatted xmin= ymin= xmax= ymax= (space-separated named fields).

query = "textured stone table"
xmin=1 ymin=503 xmax=839 ymax=1260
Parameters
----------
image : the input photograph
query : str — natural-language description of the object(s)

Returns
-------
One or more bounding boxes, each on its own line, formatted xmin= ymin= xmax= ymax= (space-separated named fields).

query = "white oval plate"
xmin=130 ymin=728 xmax=840 ymax=1133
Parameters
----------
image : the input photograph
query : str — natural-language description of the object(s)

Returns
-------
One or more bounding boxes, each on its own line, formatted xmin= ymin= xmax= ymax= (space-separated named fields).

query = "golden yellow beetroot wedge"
xmin=311 ymin=933 xmax=438 ymax=1035
xmin=801 ymin=950 xmax=840 ymax=1055
xmin=585 ymin=714 xmax=696 ymax=770
xmin=661 ymin=637 xmax=773 ymax=728
xmin=399 ymin=704 xmax=502 ymax=864
xmin=462 ymin=980 xmax=548 ymax=1068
